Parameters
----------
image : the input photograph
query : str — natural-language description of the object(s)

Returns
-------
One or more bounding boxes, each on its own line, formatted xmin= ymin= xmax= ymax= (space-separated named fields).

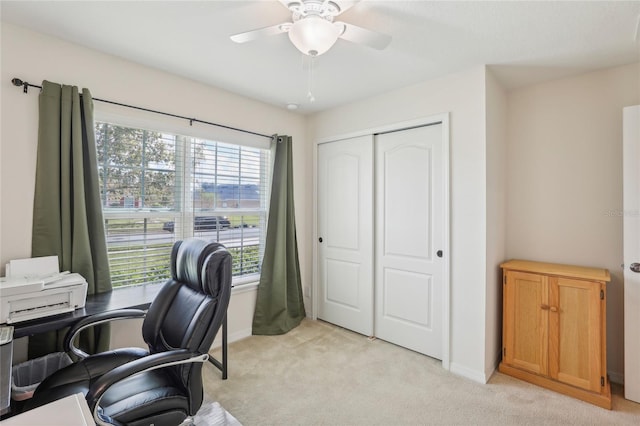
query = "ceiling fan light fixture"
xmin=288 ymin=15 xmax=340 ymax=56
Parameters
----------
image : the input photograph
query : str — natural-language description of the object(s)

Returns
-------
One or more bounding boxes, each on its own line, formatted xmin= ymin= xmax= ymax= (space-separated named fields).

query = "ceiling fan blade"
xmin=230 ymin=23 xmax=290 ymax=44
xmin=335 ymin=21 xmax=391 ymax=50
xmin=333 ymin=1 xmax=359 ymax=16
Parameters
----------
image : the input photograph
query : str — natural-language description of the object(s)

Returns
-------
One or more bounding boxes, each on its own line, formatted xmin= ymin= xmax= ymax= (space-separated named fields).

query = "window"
xmin=96 ymin=122 xmax=270 ymax=287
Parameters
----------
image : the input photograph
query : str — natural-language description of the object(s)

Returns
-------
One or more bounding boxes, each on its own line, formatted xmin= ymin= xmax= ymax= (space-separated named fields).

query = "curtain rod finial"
xmin=12 ymin=78 xmax=29 ymax=93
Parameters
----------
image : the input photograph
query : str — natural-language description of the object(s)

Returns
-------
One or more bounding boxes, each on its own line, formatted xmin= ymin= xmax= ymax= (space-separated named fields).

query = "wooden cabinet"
xmin=499 ymin=260 xmax=611 ymax=409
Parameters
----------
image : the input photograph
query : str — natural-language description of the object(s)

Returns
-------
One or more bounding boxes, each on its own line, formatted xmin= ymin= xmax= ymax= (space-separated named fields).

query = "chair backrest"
xmin=142 ymin=238 xmax=232 ymax=413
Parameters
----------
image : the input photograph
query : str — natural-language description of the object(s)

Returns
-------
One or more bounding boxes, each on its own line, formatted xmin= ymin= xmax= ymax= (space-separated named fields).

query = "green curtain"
xmin=252 ymin=135 xmax=306 ymax=335
xmin=29 ymin=80 xmax=112 ymax=358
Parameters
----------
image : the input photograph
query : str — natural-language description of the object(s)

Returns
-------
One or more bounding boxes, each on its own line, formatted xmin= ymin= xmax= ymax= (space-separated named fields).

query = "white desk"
xmin=0 ymin=393 xmax=93 ymax=426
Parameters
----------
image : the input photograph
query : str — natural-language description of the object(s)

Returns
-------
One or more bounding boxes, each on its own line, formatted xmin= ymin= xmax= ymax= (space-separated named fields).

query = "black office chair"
xmin=27 ymin=238 xmax=232 ymax=426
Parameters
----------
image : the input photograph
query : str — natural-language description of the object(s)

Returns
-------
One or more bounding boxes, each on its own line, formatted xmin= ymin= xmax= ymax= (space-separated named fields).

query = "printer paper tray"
xmin=7 ymin=291 xmax=75 ymax=324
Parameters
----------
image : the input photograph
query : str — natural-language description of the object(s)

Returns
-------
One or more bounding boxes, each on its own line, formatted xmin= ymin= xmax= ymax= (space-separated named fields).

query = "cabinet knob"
xmin=550 ymin=306 xmax=558 ymax=312
xmin=541 ymin=304 xmax=550 ymax=310
xmin=631 ymin=263 xmax=640 ymax=273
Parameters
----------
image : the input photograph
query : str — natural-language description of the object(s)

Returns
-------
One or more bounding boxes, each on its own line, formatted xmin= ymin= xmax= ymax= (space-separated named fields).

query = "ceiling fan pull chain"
xmin=307 ymin=55 xmax=316 ymax=103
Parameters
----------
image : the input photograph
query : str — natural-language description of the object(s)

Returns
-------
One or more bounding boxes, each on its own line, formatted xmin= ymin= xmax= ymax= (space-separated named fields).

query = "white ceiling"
xmin=2 ymin=1 xmax=639 ymax=114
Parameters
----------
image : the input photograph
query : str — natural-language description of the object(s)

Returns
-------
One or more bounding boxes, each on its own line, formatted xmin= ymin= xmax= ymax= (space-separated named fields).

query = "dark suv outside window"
xmin=162 ymin=216 xmax=231 ymax=233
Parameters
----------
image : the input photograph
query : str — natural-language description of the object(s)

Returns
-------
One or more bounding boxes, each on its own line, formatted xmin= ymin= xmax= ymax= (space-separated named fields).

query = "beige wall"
xmin=1 ymin=23 xmax=309 ymax=356
xmin=506 ymin=62 xmax=640 ymax=382
xmin=310 ymin=66 xmax=495 ymax=382
xmin=4 ymin=21 xmax=638 ymax=384
xmin=485 ymin=68 xmax=508 ymax=377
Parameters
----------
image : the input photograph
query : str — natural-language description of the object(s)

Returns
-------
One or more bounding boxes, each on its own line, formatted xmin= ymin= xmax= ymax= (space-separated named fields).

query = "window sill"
xmin=232 ymin=281 xmax=259 ymax=294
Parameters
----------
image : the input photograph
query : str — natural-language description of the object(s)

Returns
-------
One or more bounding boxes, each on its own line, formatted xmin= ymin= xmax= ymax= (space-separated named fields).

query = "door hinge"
xmin=503 ymin=275 xmax=506 ymax=285
xmin=601 ymin=376 xmax=605 ymax=387
xmin=600 ymin=289 xmax=604 ymax=300
xmin=503 ymin=347 xmax=506 ymax=357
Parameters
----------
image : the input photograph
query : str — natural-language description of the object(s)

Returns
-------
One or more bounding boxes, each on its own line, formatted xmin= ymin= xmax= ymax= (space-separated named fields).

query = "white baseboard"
xmin=485 ymin=364 xmax=497 ymax=382
xmin=450 ymin=362 xmax=489 ymax=384
xmin=211 ymin=327 xmax=252 ymax=349
xmin=484 ymin=349 xmax=501 ymax=382
xmin=227 ymin=328 xmax=253 ymax=344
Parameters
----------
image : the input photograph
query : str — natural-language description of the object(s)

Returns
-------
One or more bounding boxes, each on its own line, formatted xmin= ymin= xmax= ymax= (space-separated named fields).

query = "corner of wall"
xmin=484 ymin=65 xmax=508 ymax=377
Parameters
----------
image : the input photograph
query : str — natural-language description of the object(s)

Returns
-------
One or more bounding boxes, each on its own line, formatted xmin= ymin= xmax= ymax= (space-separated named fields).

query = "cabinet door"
xmin=548 ymin=277 xmax=603 ymax=392
xmin=503 ymin=271 xmax=549 ymax=375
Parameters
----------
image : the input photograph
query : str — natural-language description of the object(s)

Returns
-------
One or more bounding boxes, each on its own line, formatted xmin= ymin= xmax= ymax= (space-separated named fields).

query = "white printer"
xmin=0 ymin=256 xmax=87 ymax=324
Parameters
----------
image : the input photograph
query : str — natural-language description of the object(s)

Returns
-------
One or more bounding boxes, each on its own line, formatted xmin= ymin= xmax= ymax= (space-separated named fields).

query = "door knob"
xmin=631 ymin=263 xmax=640 ymax=273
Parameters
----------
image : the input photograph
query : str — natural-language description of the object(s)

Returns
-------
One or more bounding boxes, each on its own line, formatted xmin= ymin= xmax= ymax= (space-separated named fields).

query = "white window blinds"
xmin=96 ymin=122 xmax=270 ymax=287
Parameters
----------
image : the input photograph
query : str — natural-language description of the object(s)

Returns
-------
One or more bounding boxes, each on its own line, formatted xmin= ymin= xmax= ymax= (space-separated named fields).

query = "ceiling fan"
xmin=230 ymin=0 xmax=391 ymax=57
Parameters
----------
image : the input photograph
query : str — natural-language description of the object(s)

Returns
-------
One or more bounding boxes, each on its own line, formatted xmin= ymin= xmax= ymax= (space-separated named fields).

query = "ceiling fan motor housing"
xmin=288 ymin=0 xmax=342 ymax=22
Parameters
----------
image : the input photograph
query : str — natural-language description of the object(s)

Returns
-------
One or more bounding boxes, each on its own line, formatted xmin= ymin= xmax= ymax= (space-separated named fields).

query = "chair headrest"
xmin=171 ymin=238 xmax=231 ymax=296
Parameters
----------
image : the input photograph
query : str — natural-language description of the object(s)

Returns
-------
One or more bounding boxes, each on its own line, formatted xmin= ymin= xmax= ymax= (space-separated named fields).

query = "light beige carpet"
xmin=204 ymin=319 xmax=640 ymax=425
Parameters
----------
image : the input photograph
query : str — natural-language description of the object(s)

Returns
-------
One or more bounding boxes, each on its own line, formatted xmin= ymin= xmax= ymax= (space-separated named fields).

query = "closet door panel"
xmin=317 ymin=136 xmax=374 ymax=336
xmin=375 ymin=124 xmax=444 ymax=359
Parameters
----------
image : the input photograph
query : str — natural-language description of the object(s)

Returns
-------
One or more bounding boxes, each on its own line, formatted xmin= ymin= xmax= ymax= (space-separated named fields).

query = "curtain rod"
xmin=11 ymin=78 xmax=274 ymax=140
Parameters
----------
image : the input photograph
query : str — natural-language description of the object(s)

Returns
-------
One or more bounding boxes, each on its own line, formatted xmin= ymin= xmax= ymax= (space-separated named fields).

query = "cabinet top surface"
xmin=501 ymin=259 xmax=610 ymax=282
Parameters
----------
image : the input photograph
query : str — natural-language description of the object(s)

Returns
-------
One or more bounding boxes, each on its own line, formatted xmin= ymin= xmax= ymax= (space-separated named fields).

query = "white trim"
xmin=232 ymin=280 xmax=259 ymax=294
xmin=211 ymin=327 xmax=253 ymax=349
xmin=311 ymin=138 xmax=319 ymax=321
xmin=485 ymin=366 xmax=497 ymax=382
xmin=312 ymin=112 xmax=451 ymax=372
xmin=440 ymin=113 xmax=451 ymax=371
xmin=315 ymin=114 xmax=450 ymax=145
xmin=228 ymin=327 xmax=253 ymax=344
xmin=450 ymin=362 xmax=489 ymax=384
xmin=484 ymin=347 xmax=501 ymax=382
xmin=488 ymin=348 xmax=502 ymax=379
xmin=624 ymin=105 xmax=640 ymax=399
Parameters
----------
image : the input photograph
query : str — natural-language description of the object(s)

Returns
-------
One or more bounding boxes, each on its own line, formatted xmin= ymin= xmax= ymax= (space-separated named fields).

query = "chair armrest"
xmin=85 ymin=349 xmax=209 ymax=426
xmin=65 ymin=309 xmax=147 ymax=359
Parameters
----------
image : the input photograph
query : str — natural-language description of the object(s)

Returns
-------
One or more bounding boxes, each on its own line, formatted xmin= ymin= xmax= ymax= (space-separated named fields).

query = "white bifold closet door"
xmin=318 ymin=124 xmax=444 ymax=359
